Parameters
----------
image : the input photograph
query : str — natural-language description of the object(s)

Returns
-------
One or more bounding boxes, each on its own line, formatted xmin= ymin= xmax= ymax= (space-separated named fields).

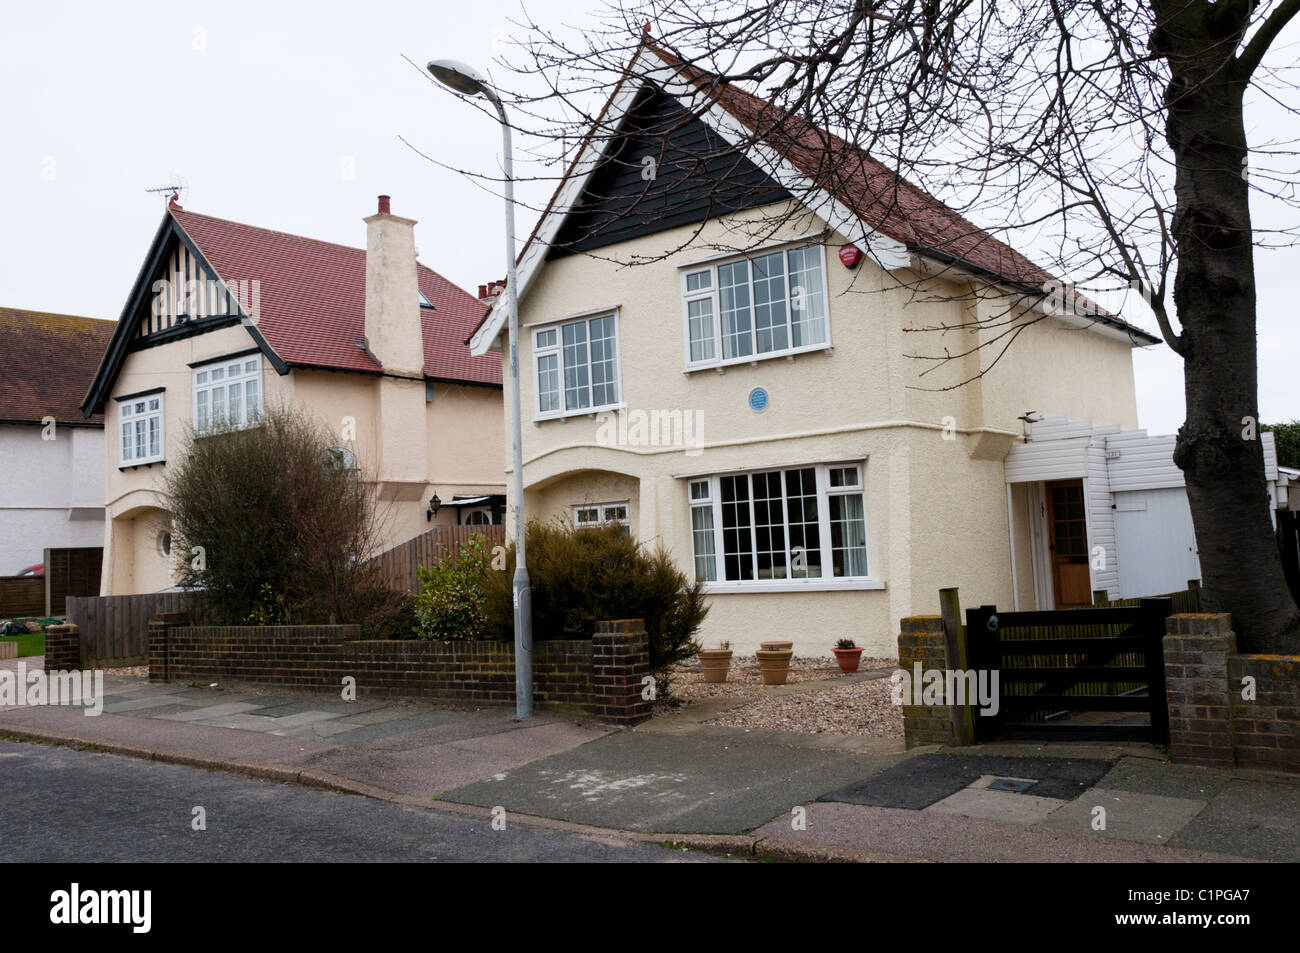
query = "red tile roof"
xmin=0 ymin=308 xmax=115 ymax=425
xmin=171 ymin=209 xmax=500 ymax=385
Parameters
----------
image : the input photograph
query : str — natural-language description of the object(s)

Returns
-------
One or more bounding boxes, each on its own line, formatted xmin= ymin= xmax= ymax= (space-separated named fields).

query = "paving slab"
xmin=925 ymin=787 xmax=1067 ymax=824
xmin=249 ymin=700 xmax=389 ymax=718
xmin=1037 ymin=787 xmax=1207 ymax=844
xmin=114 ymin=702 xmax=217 ymax=719
xmin=274 ymin=720 xmax=373 ymax=740
xmin=1097 ymin=756 xmax=1233 ymax=799
xmin=321 ymin=713 xmax=468 ymax=745
xmin=752 ymin=801 xmax=1253 ymax=863
xmin=190 ymin=712 xmax=290 ymax=732
xmin=819 ymin=754 xmax=1111 ymax=809
xmin=442 ymin=728 xmax=903 ymax=833
xmin=155 ymin=702 xmax=266 ymax=722
xmin=101 ymin=695 xmax=202 ymax=714
xmin=1168 ymin=778 xmax=1300 ymax=861
xmin=0 ymin=705 xmax=335 ymax=767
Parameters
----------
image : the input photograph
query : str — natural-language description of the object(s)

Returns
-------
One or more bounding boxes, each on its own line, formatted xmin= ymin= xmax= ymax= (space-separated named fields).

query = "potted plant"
xmin=756 ymin=644 xmax=794 ymax=685
xmin=698 ymin=641 xmax=733 ymax=683
xmin=832 ymin=638 xmax=864 ymax=674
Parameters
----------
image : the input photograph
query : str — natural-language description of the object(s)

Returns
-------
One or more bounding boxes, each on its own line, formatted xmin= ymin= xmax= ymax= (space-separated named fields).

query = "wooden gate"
xmin=966 ymin=598 xmax=1172 ymax=743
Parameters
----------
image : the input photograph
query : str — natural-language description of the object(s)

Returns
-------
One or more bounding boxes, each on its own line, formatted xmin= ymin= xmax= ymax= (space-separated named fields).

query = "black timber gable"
xmin=546 ymin=88 xmax=790 ymax=259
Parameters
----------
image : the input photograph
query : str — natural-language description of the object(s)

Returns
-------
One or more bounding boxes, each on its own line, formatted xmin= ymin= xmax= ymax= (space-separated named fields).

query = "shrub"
xmin=163 ymin=402 xmax=390 ymax=626
xmin=482 ymin=521 xmax=707 ymax=686
xmin=356 ymin=588 xmax=418 ymax=640
xmin=414 ymin=534 xmax=492 ymax=640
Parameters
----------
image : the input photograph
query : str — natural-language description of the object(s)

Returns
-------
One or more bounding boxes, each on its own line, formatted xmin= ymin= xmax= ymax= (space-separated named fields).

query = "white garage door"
xmin=1112 ymin=488 xmax=1201 ymax=598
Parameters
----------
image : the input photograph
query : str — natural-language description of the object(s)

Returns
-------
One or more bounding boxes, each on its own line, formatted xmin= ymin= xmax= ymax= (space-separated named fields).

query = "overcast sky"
xmin=2 ymin=0 xmax=1295 ymax=434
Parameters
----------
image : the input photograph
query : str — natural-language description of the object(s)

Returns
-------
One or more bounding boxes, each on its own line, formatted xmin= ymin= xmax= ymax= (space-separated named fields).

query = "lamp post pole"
xmin=427 ymin=60 xmax=532 ymax=718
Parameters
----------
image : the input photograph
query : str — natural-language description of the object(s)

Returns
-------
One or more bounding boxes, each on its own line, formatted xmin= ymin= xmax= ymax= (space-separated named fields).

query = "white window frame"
xmin=686 ymin=461 xmax=882 ymax=593
xmin=118 ymin=392 xmax=165 ymax=467
xmin=533 ymin=311 xmax=621 ymax=420
xmin=572 ymin=501 xmax=631 ymax=534
xmin=680 ymin=240 xmax=833 ymax=372
xmin=193 ymin=354 xmax=264 ymax=435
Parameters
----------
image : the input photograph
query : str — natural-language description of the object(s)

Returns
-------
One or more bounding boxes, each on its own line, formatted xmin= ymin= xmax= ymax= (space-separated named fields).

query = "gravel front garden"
xmin=659 ymin=655 xmax=904 ymax=739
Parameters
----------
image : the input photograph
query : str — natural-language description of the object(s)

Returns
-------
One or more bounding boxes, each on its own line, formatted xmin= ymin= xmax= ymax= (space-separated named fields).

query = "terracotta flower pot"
xmin=760 ymin=641 xmax=794 ymax=652
xmin=755 ymin=648 xmax=794 ymax=685
xmin=698 ymin=649 xmax=733 ymax=683
xmin=832 ymin=646 xmax=864 ymax=674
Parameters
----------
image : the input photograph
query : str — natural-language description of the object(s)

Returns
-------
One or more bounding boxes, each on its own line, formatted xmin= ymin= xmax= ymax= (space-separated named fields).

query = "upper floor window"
xmin=119 ymin=393 xmax=164 ymax=466
xmin=681 ymin=243 xmax=829 ymax=369
xmin=688 ymin=461 xmax=869 ymax=588
xmin=534 ymin=312 xmax=620 ymax=419
xmin=194 ymin=356 xmax=262 ymax=434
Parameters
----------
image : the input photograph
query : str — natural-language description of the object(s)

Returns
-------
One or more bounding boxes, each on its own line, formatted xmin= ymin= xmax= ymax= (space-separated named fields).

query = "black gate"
xmin=966 ymin=598 xmax=1172 ymax=743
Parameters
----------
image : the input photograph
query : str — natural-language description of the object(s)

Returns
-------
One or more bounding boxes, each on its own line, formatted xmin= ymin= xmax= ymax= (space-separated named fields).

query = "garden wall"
xmin=144 ymin=615 xmax=652 ymax=723
xmin=1164 ymin=613 xmax=1300 ymax=773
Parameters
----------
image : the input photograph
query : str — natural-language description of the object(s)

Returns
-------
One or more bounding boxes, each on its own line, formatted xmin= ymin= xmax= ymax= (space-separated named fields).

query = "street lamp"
xmin=427 ymin=58 xmax=533 ymax=719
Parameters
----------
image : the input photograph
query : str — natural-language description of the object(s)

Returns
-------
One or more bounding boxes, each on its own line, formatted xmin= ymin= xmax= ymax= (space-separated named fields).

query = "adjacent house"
xmin=468 ymin=41 xmax=1168 ymax=656
xmin=0 ymin=307 xmax=114 ymax=576
xmin=81 ymin=195 xmax=504 ymax=596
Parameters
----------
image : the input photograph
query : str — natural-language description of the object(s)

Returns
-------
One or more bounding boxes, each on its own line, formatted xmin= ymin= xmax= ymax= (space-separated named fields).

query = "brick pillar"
xmin=43 ymin=623 xmax=80 ymax=670
xmin=898 ymin=615 xmax=955 ymax=748
xmin=591 ymin=619 xmax=653 ymax=724
xmin=148 ymin=612 xmax=189 ymax=684
xmin=1164 ymin=613 xmax=1235 ymax=768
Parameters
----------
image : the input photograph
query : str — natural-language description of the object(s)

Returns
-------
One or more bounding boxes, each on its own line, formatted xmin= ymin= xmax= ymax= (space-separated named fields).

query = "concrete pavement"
xmin=0 ymin=740 xmax=721 ymax=863
xmin=3 ymin=663 xmax=1298 ymax=862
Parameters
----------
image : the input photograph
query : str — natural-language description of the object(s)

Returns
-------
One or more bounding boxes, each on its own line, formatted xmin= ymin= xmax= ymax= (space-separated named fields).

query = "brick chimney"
xmin=478 ymin=278 xmax=507 ymax=306
xmin=364 ymin=195 xmax=422 ymax=375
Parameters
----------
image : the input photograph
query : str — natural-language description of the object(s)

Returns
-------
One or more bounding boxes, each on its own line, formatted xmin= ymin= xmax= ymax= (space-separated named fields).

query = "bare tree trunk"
xmin=1161 ymin=13 xmax=1300 ymax=652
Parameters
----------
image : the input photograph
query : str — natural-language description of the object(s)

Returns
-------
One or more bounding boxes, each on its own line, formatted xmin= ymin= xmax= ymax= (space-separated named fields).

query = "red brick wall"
xmin=147 ymin=617 xmax=652 ymax=723
xmin=43 ymin=623 xmax=80 ymax=671
xmin=1164 ymin=613 xmax=1300 ymax=773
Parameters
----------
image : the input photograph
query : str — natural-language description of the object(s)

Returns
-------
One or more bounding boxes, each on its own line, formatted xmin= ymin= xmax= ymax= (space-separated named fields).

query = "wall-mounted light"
xmin=426 ymin=493 xmax=442 ymax=522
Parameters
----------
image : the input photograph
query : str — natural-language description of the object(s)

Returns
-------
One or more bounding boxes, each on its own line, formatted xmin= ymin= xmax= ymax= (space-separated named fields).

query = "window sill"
xmin=700 ymin=578 xmax=885 ymax=594
xmin=118 ymin=460 xmax=165 ymax=471
xmin=534 ymin=402 xmax=622 ymax=424
xmin=684 ymin=344 xmax=832 ymax=374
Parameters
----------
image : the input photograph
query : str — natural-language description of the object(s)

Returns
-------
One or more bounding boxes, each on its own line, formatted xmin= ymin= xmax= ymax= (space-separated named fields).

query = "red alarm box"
xmin=838 ymin=244 xmax=863 ymax=269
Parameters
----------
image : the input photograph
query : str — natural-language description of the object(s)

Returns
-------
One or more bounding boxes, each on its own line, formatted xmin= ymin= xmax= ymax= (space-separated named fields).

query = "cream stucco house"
xmin=468 ymin=42 xmax=1163 ymax=657
xmin=82 ymin=195 xmax=504 ymax=596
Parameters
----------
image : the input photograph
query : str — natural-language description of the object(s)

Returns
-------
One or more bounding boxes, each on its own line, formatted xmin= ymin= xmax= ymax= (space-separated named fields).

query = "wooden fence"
xmin=65 ymin=592 xmax=192 ymax=666
xmin=1092 ymin=579 xmax=1203 ymax=613
xmin=44 ymin=546 xmax=103 ymax=616
xmin=0 ymin=576 xmax=45 ymax=618
xmin=370 ymin=524 xmax=506 ymax=593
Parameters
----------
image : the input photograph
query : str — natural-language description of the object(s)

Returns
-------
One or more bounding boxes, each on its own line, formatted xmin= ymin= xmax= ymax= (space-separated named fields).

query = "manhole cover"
xmin=988 ymin=778 xmax=1035 ymax=793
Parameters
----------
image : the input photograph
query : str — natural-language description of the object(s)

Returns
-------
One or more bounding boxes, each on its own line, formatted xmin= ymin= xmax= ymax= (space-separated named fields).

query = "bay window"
xmin=688 ymin=462 xmax=873 ymax=589
xmin=534 ymin=312 xmax=620 ymax=418
xmin=681 ymin=242 xmax=829 ymax=369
